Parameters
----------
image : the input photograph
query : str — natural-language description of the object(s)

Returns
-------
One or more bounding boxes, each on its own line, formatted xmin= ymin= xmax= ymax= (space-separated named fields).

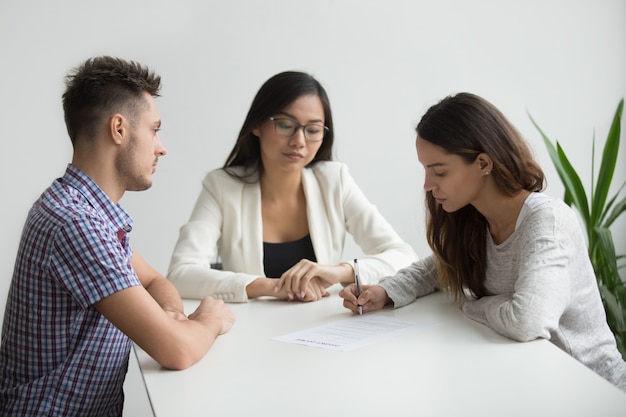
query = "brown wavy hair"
xmin=417 ymin=93 xmax=545 ymax=300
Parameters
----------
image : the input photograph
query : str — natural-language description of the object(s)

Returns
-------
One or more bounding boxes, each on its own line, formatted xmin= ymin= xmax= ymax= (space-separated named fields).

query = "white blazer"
xmin=167 ymin=161 xmax=417 ymax=302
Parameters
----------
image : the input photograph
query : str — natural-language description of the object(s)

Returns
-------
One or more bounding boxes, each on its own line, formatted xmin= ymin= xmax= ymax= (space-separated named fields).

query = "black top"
xmin=263 ymin=234 xmax=317 ymax=278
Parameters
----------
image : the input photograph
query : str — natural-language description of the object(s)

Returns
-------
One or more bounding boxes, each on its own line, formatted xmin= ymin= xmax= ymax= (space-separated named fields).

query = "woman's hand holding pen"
xmin=339 ymin=284 xmax=390 ymax=314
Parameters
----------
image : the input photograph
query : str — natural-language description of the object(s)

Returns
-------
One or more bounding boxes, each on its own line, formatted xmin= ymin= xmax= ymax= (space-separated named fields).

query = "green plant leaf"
xmin=564 ymin=189 xmax=574 ymax=206
xmin=555 ymin=141 xmax=591 ymax=231
xmin=530 ymin=115 xmax=591 ymax=228
xmin=531 ymin=100 xmax=626 ymax=360
xmin=591 ymin=99 xmax=623 ymax=225
xmin=602 ymin=185 xmax=626 ymax=228
xmin=594 ymin=226 xmax=620 ymax=286
xmin=599 ymin=285 xmax=626 ymax=330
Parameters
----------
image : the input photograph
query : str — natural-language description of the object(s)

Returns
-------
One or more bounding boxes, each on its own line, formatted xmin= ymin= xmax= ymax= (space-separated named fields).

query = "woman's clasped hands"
xmin=273 ymin=260 xmax=355 ymax=302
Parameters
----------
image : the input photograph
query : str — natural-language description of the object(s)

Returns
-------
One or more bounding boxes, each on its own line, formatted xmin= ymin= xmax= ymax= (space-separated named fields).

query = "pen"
xmin=354 ymin=258 xmax=362 ymax=315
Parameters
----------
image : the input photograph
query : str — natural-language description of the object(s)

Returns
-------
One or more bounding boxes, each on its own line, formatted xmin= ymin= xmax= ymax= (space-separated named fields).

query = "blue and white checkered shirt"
xmin=0 ymin=164 xmax=141 ymax=416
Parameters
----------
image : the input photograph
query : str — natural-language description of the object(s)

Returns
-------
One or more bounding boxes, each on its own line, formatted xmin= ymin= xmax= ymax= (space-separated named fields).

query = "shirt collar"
xmin=61 ymin=164 xmax=133 ymax=234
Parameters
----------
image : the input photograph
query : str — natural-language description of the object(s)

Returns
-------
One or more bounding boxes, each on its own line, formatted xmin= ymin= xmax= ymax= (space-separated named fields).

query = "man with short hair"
xmin=0 ymin=56 xmax=235 ymax=416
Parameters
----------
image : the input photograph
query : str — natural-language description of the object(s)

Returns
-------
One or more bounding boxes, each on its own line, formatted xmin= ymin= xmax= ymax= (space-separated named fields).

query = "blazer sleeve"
xmin=167 ymin=169 xmax=259 ymax=302
xmin=313 ymin=162 xmax=418 ymax=284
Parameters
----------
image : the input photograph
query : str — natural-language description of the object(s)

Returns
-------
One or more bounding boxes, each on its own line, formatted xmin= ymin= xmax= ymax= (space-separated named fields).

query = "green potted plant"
xmin=530 ymin=99 xmax=626 ymax=359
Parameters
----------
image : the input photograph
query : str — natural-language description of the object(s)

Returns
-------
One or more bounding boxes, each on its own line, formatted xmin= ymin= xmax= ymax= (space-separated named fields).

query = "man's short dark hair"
xmin=62 ymin=56 xmax=161 ymax=146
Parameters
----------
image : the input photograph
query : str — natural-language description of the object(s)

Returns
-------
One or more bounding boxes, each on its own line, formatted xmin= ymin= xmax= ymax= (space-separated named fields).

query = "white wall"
xmin=1 ymin=0 xmax=625 ymax=415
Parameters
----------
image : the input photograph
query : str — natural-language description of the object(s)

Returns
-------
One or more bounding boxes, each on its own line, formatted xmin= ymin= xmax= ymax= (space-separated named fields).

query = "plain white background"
xmin=1 ymin=1 xmax=625 ymax=415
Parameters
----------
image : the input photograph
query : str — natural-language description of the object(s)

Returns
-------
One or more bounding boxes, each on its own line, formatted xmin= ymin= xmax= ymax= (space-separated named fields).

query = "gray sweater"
xmin=379 ymin=193 xmax=626 ymax=391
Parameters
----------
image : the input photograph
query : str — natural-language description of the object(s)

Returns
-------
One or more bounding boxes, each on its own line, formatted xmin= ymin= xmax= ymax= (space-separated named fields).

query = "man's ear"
xmin=110 ymin=114 xmax=126 ymax=144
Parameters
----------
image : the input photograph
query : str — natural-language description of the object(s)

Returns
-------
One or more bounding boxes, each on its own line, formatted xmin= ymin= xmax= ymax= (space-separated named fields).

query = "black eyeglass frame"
xmin=268 ymin=117 xmax=329 ymax=142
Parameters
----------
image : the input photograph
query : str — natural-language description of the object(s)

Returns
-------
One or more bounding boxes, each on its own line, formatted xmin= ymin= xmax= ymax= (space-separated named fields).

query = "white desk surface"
xmin=135 ymin=287 xmax=626 ymax=417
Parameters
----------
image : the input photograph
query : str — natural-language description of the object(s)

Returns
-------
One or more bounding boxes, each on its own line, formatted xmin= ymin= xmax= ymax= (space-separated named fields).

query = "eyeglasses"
xmin=269 ymin=117 xmax=328 ymax=142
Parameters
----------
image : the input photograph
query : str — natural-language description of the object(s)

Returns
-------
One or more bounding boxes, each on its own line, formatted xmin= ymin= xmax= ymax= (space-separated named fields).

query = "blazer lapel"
xmin=302 ymin=168 xmax=334 ymax=263
xmin=241 ymin=181 xmax=265 ymax=274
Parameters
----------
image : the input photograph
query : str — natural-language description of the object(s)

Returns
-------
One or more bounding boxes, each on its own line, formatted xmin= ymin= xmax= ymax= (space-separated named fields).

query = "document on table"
xmin=273 ymin=314 xmax=433 ymax=351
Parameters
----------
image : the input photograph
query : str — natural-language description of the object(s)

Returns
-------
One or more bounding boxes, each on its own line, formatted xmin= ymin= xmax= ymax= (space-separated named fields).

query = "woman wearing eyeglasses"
xmin=167 ymin=71 xmax=417 ymax=303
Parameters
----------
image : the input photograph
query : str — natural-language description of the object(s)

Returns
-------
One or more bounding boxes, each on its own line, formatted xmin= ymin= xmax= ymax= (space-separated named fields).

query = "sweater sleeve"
xmin=378 ymin=255 xmax=439 ymax=308
xmin=461 ymin=205 xmax=572 ymax=342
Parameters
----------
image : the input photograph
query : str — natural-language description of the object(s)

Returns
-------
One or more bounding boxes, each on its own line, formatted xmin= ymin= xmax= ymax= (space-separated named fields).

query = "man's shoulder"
xmin=43 ymin=178 xmax=100 ymax=220
xmin=27 ymin=180 xmax=110 ymax=240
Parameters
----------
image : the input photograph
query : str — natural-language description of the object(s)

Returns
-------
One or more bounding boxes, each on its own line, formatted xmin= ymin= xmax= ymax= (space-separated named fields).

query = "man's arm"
xmin=95 ymin=251 xmax=234 ymax=370
xmin=131 ymin=251 xmax=186 ymax=319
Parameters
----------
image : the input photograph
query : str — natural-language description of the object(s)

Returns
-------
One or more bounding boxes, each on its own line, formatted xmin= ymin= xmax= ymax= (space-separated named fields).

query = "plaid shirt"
xmin=0 ymin=165 xmax=141 ymax=416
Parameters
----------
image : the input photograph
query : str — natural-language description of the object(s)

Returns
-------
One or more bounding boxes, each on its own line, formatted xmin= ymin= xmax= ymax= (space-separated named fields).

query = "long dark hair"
xmin=417 ymin=93 xmax=545 ymax=300
xmin=223 ymin=71 xmax=334 ymax=182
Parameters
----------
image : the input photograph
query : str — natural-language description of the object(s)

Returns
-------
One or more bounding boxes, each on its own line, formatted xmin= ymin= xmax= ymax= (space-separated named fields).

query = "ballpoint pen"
xmin=354 ymin=258 xmax=363 ymax=315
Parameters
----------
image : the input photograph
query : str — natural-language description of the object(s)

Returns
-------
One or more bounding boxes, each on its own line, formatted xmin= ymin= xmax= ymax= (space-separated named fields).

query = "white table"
xmin=135 ymin=288 xmax=626 ymax=416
